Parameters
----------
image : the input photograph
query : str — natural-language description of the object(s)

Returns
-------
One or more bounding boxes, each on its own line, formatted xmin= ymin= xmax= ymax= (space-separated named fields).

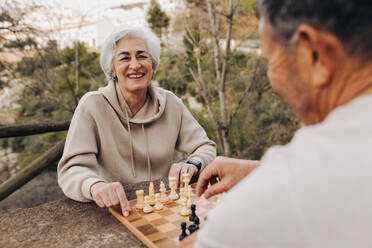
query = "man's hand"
xmin=197 ymin=156 xmax=260 ymax=198
xmin=179 ymin=231 xmax=198 ymax=248
xmin=90 ymin=181 xmax=132 ymax=217
xmin=169 ymin=162 xmax=198 ymax=187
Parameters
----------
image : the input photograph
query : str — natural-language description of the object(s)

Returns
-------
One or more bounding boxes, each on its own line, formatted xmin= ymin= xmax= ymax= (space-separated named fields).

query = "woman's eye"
xmin=138 ymin=55 xmax=148 ymax=59
xmin=119 ymin=57 xmax=129 ymax=61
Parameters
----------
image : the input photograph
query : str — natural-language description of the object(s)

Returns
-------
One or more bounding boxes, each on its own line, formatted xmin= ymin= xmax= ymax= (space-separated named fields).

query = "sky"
xmin=35 ymin=0 xmax=148 ymax=13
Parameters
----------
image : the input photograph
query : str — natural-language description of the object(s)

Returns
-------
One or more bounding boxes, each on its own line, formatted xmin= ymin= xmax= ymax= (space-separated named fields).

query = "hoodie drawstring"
xmin=142 ymin=124 xmax=152 ymax=181
xmin=123 ymin=107 xmax=136 ymax=178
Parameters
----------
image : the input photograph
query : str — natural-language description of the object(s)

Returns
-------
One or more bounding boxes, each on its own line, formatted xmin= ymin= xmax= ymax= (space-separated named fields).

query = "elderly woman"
xmin=57 ymin=26 xmax=216 ymax=216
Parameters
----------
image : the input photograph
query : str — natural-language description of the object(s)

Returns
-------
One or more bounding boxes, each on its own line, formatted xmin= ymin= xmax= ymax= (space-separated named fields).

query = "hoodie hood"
xmin=98 ymin=80 xmax=166 ymax=180
xmin=98 ymin=80 xmax=166 ymax=124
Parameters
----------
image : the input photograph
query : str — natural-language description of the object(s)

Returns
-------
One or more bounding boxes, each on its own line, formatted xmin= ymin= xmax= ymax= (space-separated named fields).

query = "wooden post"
xmin=0 ymin=138 xmax=66 ymax=201
xmin=0 ymin=121 xmax=70 ymax=138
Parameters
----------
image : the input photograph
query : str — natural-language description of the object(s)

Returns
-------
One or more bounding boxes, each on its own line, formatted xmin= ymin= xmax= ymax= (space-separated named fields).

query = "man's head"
xmin=257 ymin=0 xmax=372 ymax=125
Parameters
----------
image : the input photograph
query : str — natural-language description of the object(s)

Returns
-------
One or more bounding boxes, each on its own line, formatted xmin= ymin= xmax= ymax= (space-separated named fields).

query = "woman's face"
xmin=112 ymin=37 xmax=153 ymax=94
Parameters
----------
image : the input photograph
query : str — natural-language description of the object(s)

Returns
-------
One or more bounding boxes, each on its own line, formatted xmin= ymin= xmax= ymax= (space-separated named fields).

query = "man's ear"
xmin=295 ymin=24 xmax=341 ymax=88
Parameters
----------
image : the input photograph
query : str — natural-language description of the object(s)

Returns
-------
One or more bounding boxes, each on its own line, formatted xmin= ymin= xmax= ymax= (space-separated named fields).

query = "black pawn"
xmin=188 ymin=217 xmax=200 ymax=234
xmin=189 ymin=204 xmax=198 ymax=223
xmin=179 ymin=222 xmax=188 ymax=241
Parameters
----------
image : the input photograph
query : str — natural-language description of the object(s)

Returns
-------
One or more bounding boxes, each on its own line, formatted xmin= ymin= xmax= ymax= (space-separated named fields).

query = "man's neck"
xmin=305 ymin=62 xmax=372 ymax=125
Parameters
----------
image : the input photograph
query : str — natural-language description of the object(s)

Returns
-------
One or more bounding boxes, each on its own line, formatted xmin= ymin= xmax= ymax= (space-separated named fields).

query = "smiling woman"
xmin=57 ymin=26 xmax=216 ymax=217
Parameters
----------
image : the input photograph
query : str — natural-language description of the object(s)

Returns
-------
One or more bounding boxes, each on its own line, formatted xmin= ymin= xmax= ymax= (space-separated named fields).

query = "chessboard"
xmin=109 ymin=184 xmax=220 ymax=248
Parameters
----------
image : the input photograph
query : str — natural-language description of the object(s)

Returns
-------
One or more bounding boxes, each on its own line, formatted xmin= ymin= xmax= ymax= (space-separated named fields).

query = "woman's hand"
xmin=169 ymin=162 xmax=198 ymax=187
xmin=90 ymin=181 xmax=132 ymax=217
xmin=196 ymin=156 xmax=260 ymax=198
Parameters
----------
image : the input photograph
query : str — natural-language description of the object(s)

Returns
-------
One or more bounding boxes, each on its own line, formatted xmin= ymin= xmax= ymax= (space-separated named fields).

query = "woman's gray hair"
xmin=100 ymin=26 xmax=161 ymax=81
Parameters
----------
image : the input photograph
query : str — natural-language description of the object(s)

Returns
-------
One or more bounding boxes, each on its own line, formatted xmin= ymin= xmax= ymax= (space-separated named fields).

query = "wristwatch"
xmin=186 ymin=158 xmax=202 ymax=174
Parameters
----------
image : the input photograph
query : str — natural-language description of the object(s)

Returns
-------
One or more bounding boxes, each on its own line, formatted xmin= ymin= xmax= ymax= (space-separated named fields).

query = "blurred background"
xmin=0 ymin=0 xmax=299 ymax=211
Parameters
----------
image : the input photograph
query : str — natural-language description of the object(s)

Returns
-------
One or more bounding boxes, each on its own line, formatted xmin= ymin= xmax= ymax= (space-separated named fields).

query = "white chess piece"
xmin=154 ymin=193 xmax=164 ymax=210
xmin=148 ymin=182 xmax=156 ymax=205
xmin=180 ymin=196 xmax=191 ymax=216
xmin=168 ymin=177 xmax=179 ymax=200
xmin=177 ymin=188 xmax=187 ymax=205
xmin=143 ymin=195 xmax=153 ymax=213
xmin=187 ymin=185 xmax=193 ymax=197
xmin=135 ymin=189 xmax=145 ymax=210
xmin=159 ymin=181 xmax=169 ymax=203
xmin=183 ymin=172 xmax=190 ymax=189
xmin=187 ymin=189 xmax=193 ymax=210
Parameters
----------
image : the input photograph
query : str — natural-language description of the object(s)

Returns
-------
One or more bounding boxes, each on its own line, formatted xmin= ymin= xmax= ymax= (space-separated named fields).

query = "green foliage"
xmin=146 ymin=0 xmax=170 ymax=38
xmin=157 ymin=49 xmax=300 ymax=159
xmin=5 ymin=41 xmax=105 ymax=170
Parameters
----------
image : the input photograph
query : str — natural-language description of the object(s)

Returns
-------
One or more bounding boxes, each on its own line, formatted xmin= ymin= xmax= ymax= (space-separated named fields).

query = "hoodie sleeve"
xmin=57 ymin=95 xmax=105 ymax=202
xmin=176 ymin=100 xmax=217 ymax=169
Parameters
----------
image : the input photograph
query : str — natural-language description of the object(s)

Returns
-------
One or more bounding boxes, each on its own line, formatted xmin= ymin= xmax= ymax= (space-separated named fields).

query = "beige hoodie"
xmin=57 ymin=81 xmax=216 ymax=202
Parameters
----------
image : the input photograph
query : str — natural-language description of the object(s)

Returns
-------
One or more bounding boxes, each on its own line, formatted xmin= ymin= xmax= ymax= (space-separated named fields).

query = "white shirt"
xmin=195 ymin=95 xmax=372 ymax=248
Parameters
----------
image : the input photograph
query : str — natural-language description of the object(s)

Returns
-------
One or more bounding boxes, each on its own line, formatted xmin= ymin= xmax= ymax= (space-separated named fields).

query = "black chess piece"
xmin=189 ymin=204 xmax=198 ymax=222
xmin=179 ymin=222 xmax=188 ymax=241
xmin=188 ymin=217 xmax=200 ymax=234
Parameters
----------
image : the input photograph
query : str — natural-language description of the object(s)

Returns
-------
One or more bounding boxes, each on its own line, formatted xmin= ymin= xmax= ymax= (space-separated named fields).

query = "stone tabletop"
xmin=0 ymin=180 xmax=168 ymax=248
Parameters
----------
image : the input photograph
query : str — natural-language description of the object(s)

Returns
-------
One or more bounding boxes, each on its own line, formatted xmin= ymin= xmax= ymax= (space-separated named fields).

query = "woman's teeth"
xmin=127 ymin=73 xmax=144 ymax=79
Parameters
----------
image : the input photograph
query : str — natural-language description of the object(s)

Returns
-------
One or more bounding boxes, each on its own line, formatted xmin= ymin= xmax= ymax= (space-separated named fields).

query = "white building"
xmin=13 ymin=0 xmax=186 ymax=49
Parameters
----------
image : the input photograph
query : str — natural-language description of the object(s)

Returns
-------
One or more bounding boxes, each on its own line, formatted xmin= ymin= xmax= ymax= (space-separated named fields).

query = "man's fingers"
xmin=203 ymin=181 xmax=225 ymax=199
xmin=115 ymin=185 xmax=131 ymax=217
xmin=196 ymin=164 xmax=218 ymax=197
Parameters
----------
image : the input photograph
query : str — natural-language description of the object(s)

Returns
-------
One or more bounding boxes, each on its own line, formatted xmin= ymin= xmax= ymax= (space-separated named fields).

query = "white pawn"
xmin=154 ymin=193 xmax=164 ymax=211
xmin=148 ymin=182 xmax=156 ymax=206
xmin=135 ymin=190 xmax=145 ymax=210
xmin=168 ymin=177 xmax=179 ymax=200
xmin=159 ymin=181 xmax=169 ymax=203
xmin=143 ymin=195 xmax=153 ymax=213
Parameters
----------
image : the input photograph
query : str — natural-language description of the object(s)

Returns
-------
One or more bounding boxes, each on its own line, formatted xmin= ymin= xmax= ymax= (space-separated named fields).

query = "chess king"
xmin=57 ymin=25 xmax=216 ymax=217
xmin=181 ymin=0 xmax=372 ymax=247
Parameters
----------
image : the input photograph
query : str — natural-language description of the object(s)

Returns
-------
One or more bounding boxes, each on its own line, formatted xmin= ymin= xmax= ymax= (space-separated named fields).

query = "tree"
xmin=146 ymin=0 xmax=170 ymax=39
xmin=158 ymin=0 xmax=300 ymax=157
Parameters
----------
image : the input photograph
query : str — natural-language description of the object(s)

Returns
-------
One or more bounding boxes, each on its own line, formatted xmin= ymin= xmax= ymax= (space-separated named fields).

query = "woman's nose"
xmin=129 ymin=59 xmax=141 ymax=70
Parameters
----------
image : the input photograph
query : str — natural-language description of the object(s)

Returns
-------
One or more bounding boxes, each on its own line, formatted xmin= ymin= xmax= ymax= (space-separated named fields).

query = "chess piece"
xmin=187 ymin=191 xmax=192 ymax=210
xmin=189 ymin=204 xmax=199 ymax=223
xmin=187 ymin=185 xmax=193 ymax=197
xmin=148 ymin=182 xmax=156 ymax=205
xmin=179 ymin=222 xmax=188 ymax=241
xmin=143 ymin=196 xmax=153 ymax=213
xmin=183 ymin=172 xmax=190 ymax=189
xmin=188 ymin=217 xmax=200 ymax=234
xmin=159 ymin=181 xmax=169 ymax=203
xmin=177 ymin=188 xmax=186 ymax=205
xmin=154 ymin=193 xmax=164 ymax=210
xmin=135 ymin=190 xmax=145 ymax=210
xmin=168 ymin=177 xmax=179 ymax=200
xmin=180 ymin=197 xmax=191 ymax=216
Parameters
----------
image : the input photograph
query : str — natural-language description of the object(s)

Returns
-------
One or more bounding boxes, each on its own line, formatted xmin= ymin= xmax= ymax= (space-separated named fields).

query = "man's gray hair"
xmin=257 ymin=0 xmax=372 ymax=62
xmin=99 ymin=26 xmax=161 ymax=81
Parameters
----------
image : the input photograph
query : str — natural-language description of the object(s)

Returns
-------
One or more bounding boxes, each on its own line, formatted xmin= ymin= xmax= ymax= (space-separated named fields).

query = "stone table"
xmin=0 ymin=180 xmax=167 ymax=248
